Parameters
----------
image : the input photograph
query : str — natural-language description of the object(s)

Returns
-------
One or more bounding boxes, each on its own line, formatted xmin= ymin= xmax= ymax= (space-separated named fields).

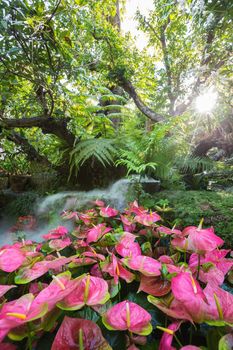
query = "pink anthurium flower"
xmin=0 ymin=285 xmax=16 ymax=298
xmin=198 ymin=266 xmax=225 ymax=286
xmin=157 ymin=226 xmax=182 ymax=236
xmin=15 ymin=256 xmax=74 ymax=284
xmin=61 ymin=210 xmax=79 ymax=221
xmin=171 ymin=272 xmax=206 ymax=303
xmin=102 ymin=300 xmax=152 ymax=336
xmin=149 ymin=271 xmax=233 ymax=325
xmin=189 ymin=249 xmax=233 ymax=284
xmin=82 ymin=250 xmax=105 ymax=261
xmin=172 ymin=226 xmax=224 ymax=254
xmin=51 ymin=316 xmax=112 ymax=350
xmin=79 ymin=209 xmax=98 ymax=225
xmin=43 ymin=226 xmax=68 ymax=240
xmin=189 ymin=249 xmax=233 ymax=285
xmin=120 ymin=215 xmax=136 ymax=233
xmin=157 ymin=321 xmax=182 ymax=350
xmin=148 ymin=272 xmax=208 ymax=323
xmin=123 ymin=255 xmax=161 ymax=276
xmin=100 ymin=206 xmax=118 ymax=218
xmin=48 ymin=237 xmax=72 ymax=251
xmin=126 ymin=201 xmax=147 ymax=215
xmin=115 ymin=233 xmax=141 ymax=257
xmin=92 ymin=199 xmax=105 ymax=207
xmin=0 ymin=248 xmax=26 ymax=272
xmin=57 ymin=274 xmax=110 ymax=311
xmin=134 ymin=212 xmax=161 ymax=226
xmin=170 ymin=272 xmax=209 ymax=321
xmin=203 ymin=283 xmax=233 ymax=325
xmin=31 ymin=271 xmax=79 ymax=312
xmin=0 ymin=293 xmax=47 ymax=342
xmin=101 ymin=254 xmax=135 ymax=284
xmin=86 ymin=224 xmax=112 ymax=244
xmin=148 ymin=294 xmax=195 ymax=323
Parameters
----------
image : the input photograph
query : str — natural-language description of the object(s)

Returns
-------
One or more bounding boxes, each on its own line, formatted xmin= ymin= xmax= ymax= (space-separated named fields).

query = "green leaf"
xmin=219 ymin=334 xmax=233 ymax=350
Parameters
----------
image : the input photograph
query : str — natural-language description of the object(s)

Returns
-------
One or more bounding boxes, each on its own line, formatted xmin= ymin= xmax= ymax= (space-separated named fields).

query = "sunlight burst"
xmin=195 ymin=90 xmax=218 ymax=113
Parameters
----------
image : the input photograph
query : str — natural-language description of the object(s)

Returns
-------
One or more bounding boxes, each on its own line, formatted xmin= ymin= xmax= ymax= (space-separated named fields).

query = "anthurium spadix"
xmin=51 ymin=316 xmax=112 ymax=350
xmin=102 ymin=300 xmax=152 ymax=336
xmin=57 ymin=274 xmax=110 ymax=311
xmin=157 ymin=321 xmax=182 ymax=350
xmin=31 ymin=271 xmax=78 ymax=312
xmin=101 ymin=253 xmax=135 ymax=284
xmin=203 ymin=283 xmax=233 ymax=326
xmin=0 ymin=293 xmax=47 ymax=342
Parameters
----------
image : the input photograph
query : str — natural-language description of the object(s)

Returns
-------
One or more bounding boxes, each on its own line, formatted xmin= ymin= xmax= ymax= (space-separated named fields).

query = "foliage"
xmin=140 ymin=190 xmax=233 ymax=247
xmin=3 ymin=192 xmax=39 ymax=218
xmin=69 ymin=138 xmax=118 ymax=177
xmin=0 ymin=0 xmax=232 ymax=180
xmin=0 ymin=138 xmax=30 ymax=175
xmin=0 ymin=200 xmax=233 ymax=349
xmin=116 ymin=118 xmax=214 ymax=189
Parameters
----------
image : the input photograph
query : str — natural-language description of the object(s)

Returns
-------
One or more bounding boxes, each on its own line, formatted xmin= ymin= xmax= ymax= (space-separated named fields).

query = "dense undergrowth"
xmin=0 ymin=201 xmax=233 ymax=350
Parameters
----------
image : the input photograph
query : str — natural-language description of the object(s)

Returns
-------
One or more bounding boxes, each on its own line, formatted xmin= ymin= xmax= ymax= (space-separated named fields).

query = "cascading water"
xmin=0 ymin=177 xmax=159 ymax=244
xmin=36 ymin=178 xmax=131 ymax=215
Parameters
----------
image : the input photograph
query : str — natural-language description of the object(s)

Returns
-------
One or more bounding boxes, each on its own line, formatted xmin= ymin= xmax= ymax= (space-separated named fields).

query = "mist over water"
xmin=36 ymin=178 xmax=131 ymax=215
xmin=0 ymin=179 xmax=132 ymax=245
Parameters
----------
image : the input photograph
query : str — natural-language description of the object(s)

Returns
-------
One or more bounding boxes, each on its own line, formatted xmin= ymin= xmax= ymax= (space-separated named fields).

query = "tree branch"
xmin=6 ymin=131 xmax=51 ymax=165
xmin=193 ymin=118 xmax=233 ymax=157
xmin=0 ymin=116 xmax=75 ymax=147
xmin=119 ymin=78 xmax=165 ymax=122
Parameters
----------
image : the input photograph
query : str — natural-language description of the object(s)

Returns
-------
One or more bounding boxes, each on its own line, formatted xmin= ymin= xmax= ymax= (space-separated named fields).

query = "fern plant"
xmin=116 ymin=118 xmax=214 ymax=189
xmin=69 ymin=138 xmax=117 ymax=178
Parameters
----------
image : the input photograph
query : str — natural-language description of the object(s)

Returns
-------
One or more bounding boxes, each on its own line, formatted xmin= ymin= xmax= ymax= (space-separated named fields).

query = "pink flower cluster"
xmin=0 ymin=200 xmax=232 ymax=350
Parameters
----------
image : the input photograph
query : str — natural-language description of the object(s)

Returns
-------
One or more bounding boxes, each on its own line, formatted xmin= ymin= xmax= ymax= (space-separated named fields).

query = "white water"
xmin=36 ymin=178 xmax=131 ymax=215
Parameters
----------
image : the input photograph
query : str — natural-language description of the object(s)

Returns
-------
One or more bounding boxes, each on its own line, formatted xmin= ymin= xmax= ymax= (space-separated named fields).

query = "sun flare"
xmin=195 ymin=90 xmax=218 ymax=113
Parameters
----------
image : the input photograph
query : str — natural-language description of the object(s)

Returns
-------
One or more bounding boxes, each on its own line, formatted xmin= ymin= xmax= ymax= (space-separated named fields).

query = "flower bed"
xmin=0 ymin=200 xmax=232 ymax=350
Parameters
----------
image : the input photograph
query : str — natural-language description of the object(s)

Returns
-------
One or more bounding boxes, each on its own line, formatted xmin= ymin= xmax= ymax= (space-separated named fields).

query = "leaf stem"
xmin=196 ymin=254 xmax=201 ymax=280
xmin=27 ymin=323 xmax=33 ymax=350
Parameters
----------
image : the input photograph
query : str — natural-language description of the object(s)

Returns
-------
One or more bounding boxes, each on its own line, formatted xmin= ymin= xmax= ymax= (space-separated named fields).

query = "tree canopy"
xmin=0 ymin=0 xmax=232 ymax=186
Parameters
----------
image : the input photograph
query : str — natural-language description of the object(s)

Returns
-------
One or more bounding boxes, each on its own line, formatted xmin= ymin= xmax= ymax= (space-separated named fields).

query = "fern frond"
xmin=69 ymin=139 xmax=117 ymax=177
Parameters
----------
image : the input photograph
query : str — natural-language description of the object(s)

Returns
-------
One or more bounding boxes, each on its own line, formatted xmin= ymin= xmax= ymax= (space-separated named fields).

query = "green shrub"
xmin=4 ymin=192 xmax=39 ymax=218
